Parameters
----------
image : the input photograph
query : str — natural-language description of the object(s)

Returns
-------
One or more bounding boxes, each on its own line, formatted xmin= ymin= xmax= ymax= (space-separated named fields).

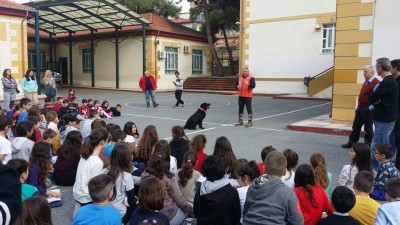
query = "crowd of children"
xmin=1 ymin=90 xmax=400 ymax=225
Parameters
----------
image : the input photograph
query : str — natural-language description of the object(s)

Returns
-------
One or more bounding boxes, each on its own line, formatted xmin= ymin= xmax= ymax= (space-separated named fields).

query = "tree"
xmin=189 ymin=0 xmax=224 ymax=76
xmin=117 ymin=0 xmax=182 ymax=18
xmin=189 ymin=0 xmax=240 ymax=76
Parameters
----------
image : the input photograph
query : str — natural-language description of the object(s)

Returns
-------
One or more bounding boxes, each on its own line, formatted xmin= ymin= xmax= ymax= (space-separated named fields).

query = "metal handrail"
xmin=304 ymin=66 xmax=334 ymax=87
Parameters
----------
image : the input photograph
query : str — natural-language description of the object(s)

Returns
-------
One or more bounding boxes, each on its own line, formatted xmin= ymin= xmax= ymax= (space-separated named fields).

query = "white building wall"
xmin=372 ymin=0 xmax=400 ymax=62
xmin=246 ymin=0 xmax=336 ymax=94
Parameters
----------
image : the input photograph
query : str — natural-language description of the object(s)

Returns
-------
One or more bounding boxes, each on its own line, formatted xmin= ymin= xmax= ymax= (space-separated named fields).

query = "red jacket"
xmin=139 ymin=75 xmax=157 ymax=92
xmin=194 ymin=150 xmax=208 ymax=173
xmin=294 ymin=184 xmax=333 ymax=225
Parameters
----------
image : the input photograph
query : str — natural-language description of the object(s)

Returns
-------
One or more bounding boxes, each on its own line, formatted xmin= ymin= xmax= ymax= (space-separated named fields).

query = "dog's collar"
xmin=198 ymin=107 xmax=207 ymax=111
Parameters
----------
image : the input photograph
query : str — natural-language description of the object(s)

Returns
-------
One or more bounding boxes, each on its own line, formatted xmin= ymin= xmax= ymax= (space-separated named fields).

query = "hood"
xmin=11 ymin=137 xmax=29 ymax=153
xmin=200 ymin=178 xmax=230 ymax=195
xmin=250 ymin=175 xmax=286 ymax=200
xmin=59 ymin=126 xmax=76 ymax=139
xmin=169 ymin=138 xmax=188 ymax=147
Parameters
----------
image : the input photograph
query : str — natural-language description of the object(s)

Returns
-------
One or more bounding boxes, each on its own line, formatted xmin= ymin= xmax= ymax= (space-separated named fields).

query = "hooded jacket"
xmin=194 ymin=181 xmax=241 ymax=225
xmin=59 ymin=126 xmax=78 ymax=145
xmin=169 ymin=138 xmax=189 ymax=168
xmin=242 ymin=175 xmax=304 ymax=225
xmin=11 ymin=137 xmax=35 ymax=161
xmin=0 ymin=165 xmax=22 ymax=225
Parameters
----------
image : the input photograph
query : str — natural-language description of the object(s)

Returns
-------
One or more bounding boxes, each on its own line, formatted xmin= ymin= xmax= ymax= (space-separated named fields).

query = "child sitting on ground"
xmin=310 ymin=153 xmax=333 ymax=195
xmin=348 ymin=171 xmax=380 ymax=225
xmin=316 ymin=186 xmax=360 ymax=225
xmin=104 ymin=129 xmax=126 ymax=158
xmin=26 ymin=142 xmax=61 ymax=203
xmin=257 ymin=145 xmax=277 ymax=175
xmin=282 ymin=149 xmax=298 ymax=188
xmin=79 ymin=99 xmax=90 ymax=119
xmin=17 ymin=98 xmax=32 ymax=124
xmin=129 ymin=177 xmax=170 ymax=225
xmin=176 ymin=150 xmax=204 ymax=204
xmin=7 ymin=158 xmax=39 ymax=201
xmin=191 ymin=134 xmax=208 ymax=173
xmin=72 ymin=174 xmax=121 ymax=225
xmin=99 ymin=101 xmax=112 ymax=119
xmin=54 ymin=97 xmax=63 ymax=114
xmin=236 ymin=160 xmax=260 ymax=223
xmin=375 ymin=177 xmax=400 ymax=225
xmin=109 ymin=104 xmax=122 ymax=117
xmin=370 ymin=144 xmax=400 ymax=201
xmin=67 ymin=97 xmax=79 ymax=116
xmin=194 ymin=155 xmax=241 ymax=225
xmin=58 ymin=99 xmax=69 ymax=125
xmin=43 ymin=97 xmax=54 ymax=112
xmin=14 ymin=196 xmax=53 ymax=225
xmin=7 ymin=100 xmax=16 ymax=116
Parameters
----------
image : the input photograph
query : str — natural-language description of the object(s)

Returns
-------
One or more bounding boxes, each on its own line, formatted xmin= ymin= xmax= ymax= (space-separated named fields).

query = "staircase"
xmin=184 ymin=77 xmax=237 ymax=91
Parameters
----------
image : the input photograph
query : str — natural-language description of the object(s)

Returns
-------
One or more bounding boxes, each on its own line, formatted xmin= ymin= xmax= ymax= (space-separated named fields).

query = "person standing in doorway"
xmin=173 ymin=71 xmax=184 ymax=108
xmin=235 ymin=67 xmax=256 ymax=127
xmin=2 ymin=69 xmax=19 ymax=110
xmin=341 ymin=65 xmax=380 ymax=148
xmin=139 ymin=71 xmax=159 ymax=108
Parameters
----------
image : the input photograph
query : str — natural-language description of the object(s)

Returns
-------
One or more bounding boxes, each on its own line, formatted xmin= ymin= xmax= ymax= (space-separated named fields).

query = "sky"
xmin=11 ymin=0 xmax=192 ymax=12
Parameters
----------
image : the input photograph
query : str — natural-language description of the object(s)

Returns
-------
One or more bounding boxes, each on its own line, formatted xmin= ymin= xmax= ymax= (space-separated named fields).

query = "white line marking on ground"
xmin=163 ymin=127 xmax=219 ymax=140
xmin=122 ymin=113 xmax=228 ymax=126
xmin=252 ymin=102 xmax=331 ymax=121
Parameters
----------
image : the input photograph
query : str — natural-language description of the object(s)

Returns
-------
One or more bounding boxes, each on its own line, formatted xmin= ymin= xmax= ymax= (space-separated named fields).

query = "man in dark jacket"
xmin=138 ymin=71 xmax=159 ymax=108
xmin=389 ymin=59 xmax=400 ymax=170
xmin=369 ymin=57 xmax=399 ymax=171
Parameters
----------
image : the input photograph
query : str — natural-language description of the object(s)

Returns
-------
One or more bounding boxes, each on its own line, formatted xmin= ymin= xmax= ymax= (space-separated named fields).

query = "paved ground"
xmin=51 ymin=87 xmax=350 ymax=225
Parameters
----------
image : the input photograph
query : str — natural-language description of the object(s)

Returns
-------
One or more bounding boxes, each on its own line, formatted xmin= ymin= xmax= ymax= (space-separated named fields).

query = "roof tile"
xmin=0 ymin=0 xmax=34 ymax=11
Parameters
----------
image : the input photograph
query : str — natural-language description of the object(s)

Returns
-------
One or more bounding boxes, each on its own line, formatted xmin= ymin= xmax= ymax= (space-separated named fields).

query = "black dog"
xmin=183 ymin=103 xmax=211 ymax=130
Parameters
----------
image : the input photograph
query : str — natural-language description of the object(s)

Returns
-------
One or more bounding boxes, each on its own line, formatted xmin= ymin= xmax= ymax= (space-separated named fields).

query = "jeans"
xmin=169 ymin=208 xmax=187 ymax=225
xmin=145 ymin=90 xmax=157 ymax=106
xmin=371 ymin=120 xmax=395 ymax=171
xmin=3 ymin=91 xmax=16 ymax=110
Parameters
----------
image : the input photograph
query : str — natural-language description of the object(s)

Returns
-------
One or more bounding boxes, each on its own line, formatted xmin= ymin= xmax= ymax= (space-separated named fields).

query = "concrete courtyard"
xmin=49 ymin=87 xmax=349 ymax=224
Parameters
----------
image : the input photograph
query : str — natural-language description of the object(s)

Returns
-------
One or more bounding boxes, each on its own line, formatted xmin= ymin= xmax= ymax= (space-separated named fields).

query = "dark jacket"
xmin=369 ymin=75 xmax=399 ymax=122
xmin=316 ymin=214 xmax=361 ymax=225
xmin=0 ymin=164 xmax=21 ymax=225
xmin=169 ymin=138 xmax=189 ymax=168
xmin=194 ymin=184 xmax=241 ymax=225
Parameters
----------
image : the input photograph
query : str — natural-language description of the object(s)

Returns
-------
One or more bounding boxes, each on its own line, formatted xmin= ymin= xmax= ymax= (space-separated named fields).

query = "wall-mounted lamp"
xmin=315 ymin=23 xmax=321 ymax=30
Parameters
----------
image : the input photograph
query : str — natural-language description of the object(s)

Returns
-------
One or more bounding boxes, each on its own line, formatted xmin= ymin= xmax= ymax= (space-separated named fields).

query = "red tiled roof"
xmin=170 ymin=18 xmax=203 ymax=24
xmin=0 ymin=0 xmax=34 ymax=11
xmin=27 ymin=26 xmax=51 ymax=38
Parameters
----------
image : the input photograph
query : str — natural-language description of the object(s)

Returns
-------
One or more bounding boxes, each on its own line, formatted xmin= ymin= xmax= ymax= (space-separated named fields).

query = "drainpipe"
xmin=154 ymin=30 xmax=159 ymax=84
xmin=21 ymin=10 xmax=29 ymax=74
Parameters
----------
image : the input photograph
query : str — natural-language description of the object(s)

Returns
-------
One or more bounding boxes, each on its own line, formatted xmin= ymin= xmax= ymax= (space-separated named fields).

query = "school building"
xmin=240 ymin=0 xmax=400 ymax=122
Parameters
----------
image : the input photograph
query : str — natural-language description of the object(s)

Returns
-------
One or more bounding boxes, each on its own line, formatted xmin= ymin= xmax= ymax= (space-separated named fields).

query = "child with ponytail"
xmin=73 ymin=128 xmax=108 ymax=208
xmin=310 ymin=153 xmax=333 ymax=196
xmin=176 ymin=150 xmax=204 ymax=203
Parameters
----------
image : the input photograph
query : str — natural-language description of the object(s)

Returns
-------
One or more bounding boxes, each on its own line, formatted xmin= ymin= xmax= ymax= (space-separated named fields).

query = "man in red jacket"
xmin=138 ymin=71 xmax=159 ymax=108
xmin=341 ymin=65 xmax=380 ymax=148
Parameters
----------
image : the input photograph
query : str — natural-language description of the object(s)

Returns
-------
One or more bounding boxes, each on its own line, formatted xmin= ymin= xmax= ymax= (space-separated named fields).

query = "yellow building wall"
xmin=0 ymin=14 xmax=29 ymax=81
xmin=332 ymin=0 xmax=374 ymax=123
xmin=55 ymin=35 xmax=210 ymax=90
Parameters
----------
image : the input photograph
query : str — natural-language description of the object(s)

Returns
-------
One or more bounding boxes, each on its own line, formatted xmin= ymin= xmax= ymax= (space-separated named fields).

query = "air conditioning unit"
xmin=158 ymin=51 xmax=165 ymax=59
xmin=183 ymin=46 xmax=190 ymax=53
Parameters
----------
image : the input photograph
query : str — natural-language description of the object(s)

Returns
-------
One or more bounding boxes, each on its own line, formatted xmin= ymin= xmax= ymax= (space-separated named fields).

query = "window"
xmin=322 ymin=23 xmax=335 ymax=54
xmin=165 ymin=47 xmax=178 ymax=74
xmin=192 ymin=50 xmax=203 ymax=74
xmin=28 ymin=50 xmax=46 ymax=70
xmin=82 ymin=48 xmax=92 ymax=73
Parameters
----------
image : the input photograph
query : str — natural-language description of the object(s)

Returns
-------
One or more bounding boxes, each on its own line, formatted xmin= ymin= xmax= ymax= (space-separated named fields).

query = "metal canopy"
xmin=25 ymin=0 xmax=151 ymax=34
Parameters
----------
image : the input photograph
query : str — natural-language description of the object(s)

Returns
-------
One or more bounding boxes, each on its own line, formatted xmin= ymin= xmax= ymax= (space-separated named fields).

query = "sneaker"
xmin=245 ymin=121 xmax=253 ymax=128
xmin=181 ymin=104 xmax=184 ymax=107
xmin=154 ymin=104 xmax=159 ymax=108
xmin=173 ymin=106 xmax=176 ymax=108
xmin=341 ymin=142 xmax=353 ymax=148
xmin=147 ymin=105 xmax=150 ymax=108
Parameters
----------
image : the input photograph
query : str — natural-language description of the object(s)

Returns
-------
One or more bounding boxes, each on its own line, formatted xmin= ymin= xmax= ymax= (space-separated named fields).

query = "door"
xmin=59 ymin=57 xmax=68 ymax=84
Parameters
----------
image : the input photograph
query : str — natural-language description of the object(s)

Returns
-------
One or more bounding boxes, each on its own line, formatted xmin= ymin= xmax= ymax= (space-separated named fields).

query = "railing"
xmin=304 ymin=67 xmax=334 ymax=87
